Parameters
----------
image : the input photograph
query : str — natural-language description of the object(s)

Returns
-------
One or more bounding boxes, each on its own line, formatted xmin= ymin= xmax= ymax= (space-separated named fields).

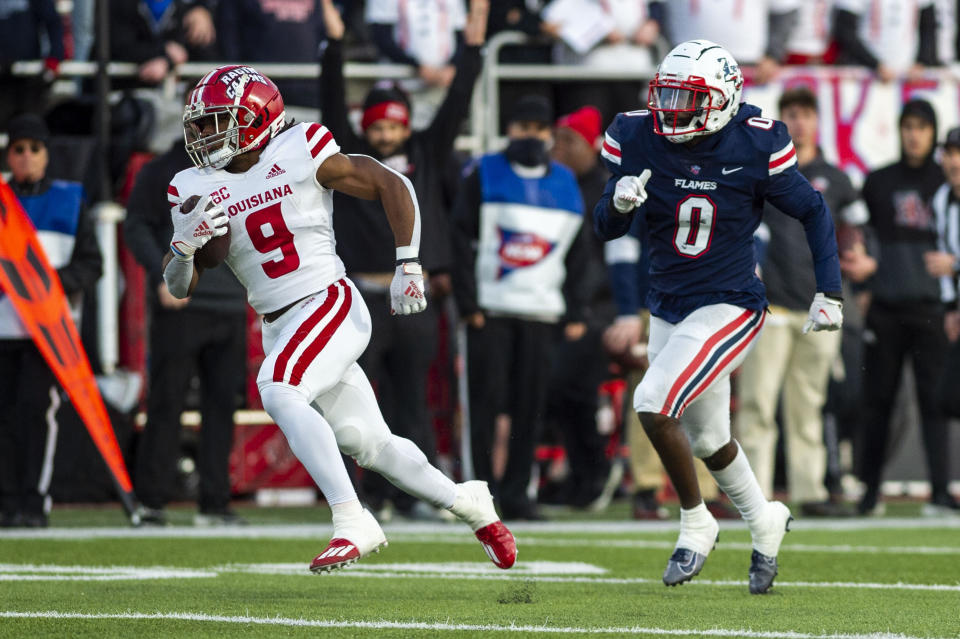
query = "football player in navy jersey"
xmin=594 ymin=40 xmax=843 ymax=594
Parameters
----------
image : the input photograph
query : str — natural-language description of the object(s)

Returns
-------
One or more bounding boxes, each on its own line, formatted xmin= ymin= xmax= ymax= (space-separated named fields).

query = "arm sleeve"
xmin=422 ymin=45 xmax=483 ymax=153
xmin=833 ymin=7 xmax=880 ymax=69
xmin=594 ymin=118 xmax=644 ymax=240
xmin=763 ymin=137 xmax=842 ymax=295
xmin=369 ymin=23 xmax=421 ymax=65
xmin=917 ymin=4 xmax=938 ymax=65
xmin=766 ymin=8 xmax=799 ymax=61
xmin=319 ymin=39 xmax=364 ymax=152
xmin=57 ymin=205 xmax=102 ymax=295
xmin=605 ymin=215 xmax=649 ymax=316
xmin=451 ymin=168 xmax=483 ymax=317
xmin=36 ymin=0 xmax=65 ymax=59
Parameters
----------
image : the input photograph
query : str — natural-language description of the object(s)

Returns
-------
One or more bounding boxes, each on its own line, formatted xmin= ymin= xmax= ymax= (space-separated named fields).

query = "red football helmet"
xmin=183 ymin=65 xmax=286 ymax=169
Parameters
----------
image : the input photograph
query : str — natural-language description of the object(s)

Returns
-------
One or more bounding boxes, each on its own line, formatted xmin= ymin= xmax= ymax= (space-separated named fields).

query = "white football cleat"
xmin=310 ymin=508 xmax=387 ymax=573
xmin=449 ymin=480 xmax=517 ymax=569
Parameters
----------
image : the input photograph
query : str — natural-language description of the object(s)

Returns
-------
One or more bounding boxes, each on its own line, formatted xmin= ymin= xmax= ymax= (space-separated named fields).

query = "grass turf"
xmin=1 ymin=503 xmax=958 ymax=639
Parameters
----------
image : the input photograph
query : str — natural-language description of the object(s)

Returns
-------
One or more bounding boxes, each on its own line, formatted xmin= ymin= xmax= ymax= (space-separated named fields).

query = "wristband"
xmin=396 ymin=245 xmax=419 ymax=263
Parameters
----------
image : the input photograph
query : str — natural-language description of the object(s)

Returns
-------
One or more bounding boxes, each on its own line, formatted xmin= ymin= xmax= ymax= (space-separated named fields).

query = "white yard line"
xmin=3 ymin=525 xmax=959 ymax=556
xmin=2 ymin=562 xmax=958 ymax=592
xmin=0 ymin=610 xmax=950 ymax=639
xmin=1 ymin=517 xmax=958 ymax=541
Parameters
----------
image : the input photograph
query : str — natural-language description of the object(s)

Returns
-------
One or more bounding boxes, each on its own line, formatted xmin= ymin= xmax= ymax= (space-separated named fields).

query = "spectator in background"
xmin=487 ymin=0 xmax=555 ymax=134
xmin=320 ymin=0 xmax=487 ymax=520
xmin=108 ymin=0 xmax=218 ymax=86
xmin=217 ymin=0 xmax=324 ymax=111
xmin=783 ymin=0 xmax=838 ymax=65
xmin=919 ymin=125 xmax=960 ymax=514
xmin=452 ymin=95 xmax=588 ymax=521
xmin=545 ymin=106 xmax=619 ymax=509
xmin=0 ymin=114 xmax=102 ymax=528
xmin=660 ymin=0 xmax=799 ymax=85
xmin=0 ymin=0 xmax=64 ymax=124
xmin=735 ymin=87 xmax=870 ymax=517
xmin=550 ymin=1 xmax=663 ymax=125
xmin=933 ymin=0 xmax=956 ymax=65
xmin=857 ymin=99 xmax=955 ymax=516
xmin=366 ymin=0 xmax=465 ymax=89
xmin=833 ymin=0 xmax=938 ymax=82
xmin=123 ymin=134 xmax=248 ymax=527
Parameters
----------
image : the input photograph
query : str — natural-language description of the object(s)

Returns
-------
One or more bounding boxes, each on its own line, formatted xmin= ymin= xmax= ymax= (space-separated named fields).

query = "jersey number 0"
xmin=673 ymin=195 xmax=716 ymax=258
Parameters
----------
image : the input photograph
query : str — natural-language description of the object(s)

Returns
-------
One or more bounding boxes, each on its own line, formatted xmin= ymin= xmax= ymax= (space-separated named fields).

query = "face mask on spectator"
xmin=505 ymin=137 xmax=549 ymax=167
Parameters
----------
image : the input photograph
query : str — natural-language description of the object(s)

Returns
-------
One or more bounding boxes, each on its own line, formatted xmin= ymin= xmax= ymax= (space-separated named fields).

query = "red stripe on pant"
xmin=272 ymin=280 xmax=344 ymax=383
xmin=659 ymin=308 xmax=755 ymax=415
xmin=287 ymin=283 xmax=352 ymax=386
xmin=675 ymin=310 xmax=765 ymax=416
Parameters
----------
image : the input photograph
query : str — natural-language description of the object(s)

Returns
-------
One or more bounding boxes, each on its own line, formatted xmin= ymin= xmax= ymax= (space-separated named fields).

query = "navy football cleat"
xmin=748 ymin=550 xmax=778 ymax=594
xmin=663 ymin=544 xmax=712 ymax=586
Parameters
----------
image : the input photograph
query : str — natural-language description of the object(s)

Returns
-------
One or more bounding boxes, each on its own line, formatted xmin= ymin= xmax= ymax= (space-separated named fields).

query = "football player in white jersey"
xmin=160 ymin=64 xmax=516 ymax=573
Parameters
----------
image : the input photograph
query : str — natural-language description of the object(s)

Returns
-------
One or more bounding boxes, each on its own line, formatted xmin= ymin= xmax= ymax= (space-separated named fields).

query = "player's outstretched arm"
xmin=317 ymin=153 xmax=426 ymax=315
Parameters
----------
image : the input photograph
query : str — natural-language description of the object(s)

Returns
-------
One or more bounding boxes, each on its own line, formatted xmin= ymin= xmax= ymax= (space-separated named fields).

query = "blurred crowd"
xmin=1 ymin=0 xmax=959 ymax=527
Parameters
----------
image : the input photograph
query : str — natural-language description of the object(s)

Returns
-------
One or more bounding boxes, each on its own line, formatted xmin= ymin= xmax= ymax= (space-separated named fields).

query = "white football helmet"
xmin=648 ymin=40 xmax=743 ymax=143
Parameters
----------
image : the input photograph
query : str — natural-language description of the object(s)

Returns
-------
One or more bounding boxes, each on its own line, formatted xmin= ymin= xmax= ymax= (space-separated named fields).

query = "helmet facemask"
xmin=647 ymin=40 xmax=743 ymax=144
xmin=182 ymin=66 xmax=286 ymax=170
xmin=183 ymin=104 xmax=253 ymax=169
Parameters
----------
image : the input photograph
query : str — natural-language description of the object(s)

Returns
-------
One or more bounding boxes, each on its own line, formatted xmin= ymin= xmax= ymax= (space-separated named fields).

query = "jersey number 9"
xmin=246 ymin=202 xmax=301 ymax=278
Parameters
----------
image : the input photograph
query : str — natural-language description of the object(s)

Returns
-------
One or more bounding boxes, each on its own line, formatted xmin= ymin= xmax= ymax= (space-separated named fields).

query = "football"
xmin=181 ymin=194 xmax=230 ymax=268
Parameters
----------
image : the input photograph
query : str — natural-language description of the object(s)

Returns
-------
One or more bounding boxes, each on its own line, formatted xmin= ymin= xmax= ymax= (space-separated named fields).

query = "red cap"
xmin=361 ymin=101 xmax=410 ymax=131
xmin=556 ymin=106 xmax=602 ymax=149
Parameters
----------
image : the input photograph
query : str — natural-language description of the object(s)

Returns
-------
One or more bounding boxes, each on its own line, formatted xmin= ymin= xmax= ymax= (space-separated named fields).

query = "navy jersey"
xmin=595 ymin=103 xmax=842 ymax=323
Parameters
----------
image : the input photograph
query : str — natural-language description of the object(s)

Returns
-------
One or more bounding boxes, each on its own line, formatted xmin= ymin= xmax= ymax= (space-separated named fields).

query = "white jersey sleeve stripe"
xmin=769 ymin=141 xmax=797 ymax=176
xmin=603 ymin=133 xmax=621 ymax=151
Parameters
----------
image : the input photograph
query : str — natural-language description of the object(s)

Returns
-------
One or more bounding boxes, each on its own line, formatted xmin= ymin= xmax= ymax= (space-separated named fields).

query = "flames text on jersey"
xmin=674 ymin=178 xmax=717 ymax=190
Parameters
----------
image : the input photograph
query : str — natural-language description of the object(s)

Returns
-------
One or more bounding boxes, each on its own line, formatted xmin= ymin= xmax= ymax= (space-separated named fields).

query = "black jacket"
xmin=321 ymin=38 xmax=482 ymax=275
xmin=123 ymin=142 xmax=246 ymax=315
xmin=862 ymin=156 xmax=945 ymax=305
xmin=107 ymin=0 xmax=216 ymax=64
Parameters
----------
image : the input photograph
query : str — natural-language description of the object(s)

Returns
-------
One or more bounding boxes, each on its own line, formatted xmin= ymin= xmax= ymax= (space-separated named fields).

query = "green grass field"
xmin=1 ymin=502 xmax=958 ymax=638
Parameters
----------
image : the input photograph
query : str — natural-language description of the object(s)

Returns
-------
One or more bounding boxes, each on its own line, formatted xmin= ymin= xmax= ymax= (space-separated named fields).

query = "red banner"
xmin=0 ymin=178 xmax=136 ymax=514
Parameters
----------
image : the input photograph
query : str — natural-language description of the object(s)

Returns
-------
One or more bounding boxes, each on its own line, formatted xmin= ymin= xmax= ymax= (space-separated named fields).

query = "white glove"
xmin=612 ymin=169 xmax=652 ymax=213
xmin=170 ymin=194 xmax=228 ymax=258
xmin=390 ymin=260 xmax=427 ymax=315
xmin=802 ymin=292 xmax=843 ymax=334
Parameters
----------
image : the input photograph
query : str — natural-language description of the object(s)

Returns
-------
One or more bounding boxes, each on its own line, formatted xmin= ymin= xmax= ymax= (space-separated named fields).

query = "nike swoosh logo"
xmin=722 ymin=167 xmax=744 ymax=175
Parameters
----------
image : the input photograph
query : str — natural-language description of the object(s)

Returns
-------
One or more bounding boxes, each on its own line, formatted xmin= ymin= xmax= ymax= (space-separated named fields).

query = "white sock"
xmin=708 ymin=441 xmax=767 ymax=528
xmin=676 ymin=502 xmax=718 ymax=555
xmin=330 ymin=499 xmax=364 ymax=530
xmin=260 ymin=384 xmax=358 ymax=505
